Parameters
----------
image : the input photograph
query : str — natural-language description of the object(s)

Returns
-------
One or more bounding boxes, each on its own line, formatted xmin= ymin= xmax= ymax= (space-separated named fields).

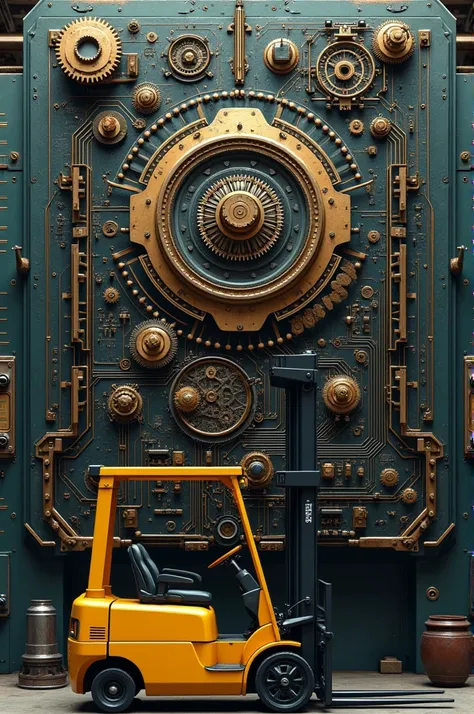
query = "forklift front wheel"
xmin=90 ymin=667 xmax=136 ymax=713
xmin=255 ymin=651 xmax=315 ymax=713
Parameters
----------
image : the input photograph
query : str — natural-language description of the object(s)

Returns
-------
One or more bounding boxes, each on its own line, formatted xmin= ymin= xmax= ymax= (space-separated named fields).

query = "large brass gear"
xmin=169 ymin=357 xmax=256 ymax=442
xmin=372 ymin=22 xmax=414 ymax=64
xmin=197 ymin=175 xmax=284 ymax=261
xmin=130 ymin=320 xmax=178 ymax=369
xmin=55 ymin=17 xmax=122 ymax=84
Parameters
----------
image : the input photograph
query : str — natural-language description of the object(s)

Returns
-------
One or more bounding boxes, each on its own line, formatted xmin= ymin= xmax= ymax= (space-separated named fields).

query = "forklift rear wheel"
xmin=255 ymin=651 xmax=314 ymax=712
xmin=91 ymin=668 xmax=136 ymax=713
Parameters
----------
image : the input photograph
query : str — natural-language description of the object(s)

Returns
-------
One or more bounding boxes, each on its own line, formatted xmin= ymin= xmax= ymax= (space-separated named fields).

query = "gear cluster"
xmin=170 ymin=357 xmax=256 ymax=442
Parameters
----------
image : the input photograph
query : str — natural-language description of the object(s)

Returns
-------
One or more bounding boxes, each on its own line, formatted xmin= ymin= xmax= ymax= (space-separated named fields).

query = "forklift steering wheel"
xmin=208 ymin=544 xmax=243 ymax=569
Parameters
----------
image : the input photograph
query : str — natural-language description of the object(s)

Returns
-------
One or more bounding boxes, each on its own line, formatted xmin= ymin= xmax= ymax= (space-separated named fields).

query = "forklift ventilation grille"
xmin=89 ymin=626 xmax=106 ymax=640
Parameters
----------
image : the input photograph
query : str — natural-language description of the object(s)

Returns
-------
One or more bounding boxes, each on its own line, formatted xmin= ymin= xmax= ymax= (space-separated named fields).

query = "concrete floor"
xmin=0 ymin=672 xmax=471 ymax=714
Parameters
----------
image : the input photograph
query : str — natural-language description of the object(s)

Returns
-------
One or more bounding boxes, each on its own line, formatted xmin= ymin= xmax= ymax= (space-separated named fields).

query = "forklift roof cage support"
xmin=85 ymin=465 xmax=280 ymax=640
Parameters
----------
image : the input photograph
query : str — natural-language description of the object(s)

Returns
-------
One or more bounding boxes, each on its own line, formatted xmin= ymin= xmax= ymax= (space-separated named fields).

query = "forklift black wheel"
xmin=255 ymin=651 xmax=314 ymax=713
xmin=91 ymin=668 xmax=136 ymax=713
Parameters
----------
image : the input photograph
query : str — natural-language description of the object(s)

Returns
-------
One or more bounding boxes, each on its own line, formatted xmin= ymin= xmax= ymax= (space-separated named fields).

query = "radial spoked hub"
xmin=198 ymin=174 xmax=283 ymax=261
xmin=217 ymin=191 xmax=264 ymax=238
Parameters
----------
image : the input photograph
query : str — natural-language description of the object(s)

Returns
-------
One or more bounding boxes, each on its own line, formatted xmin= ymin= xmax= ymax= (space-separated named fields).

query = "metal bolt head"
xmin=460 ymin=151 xmax=470 ymax=162
xmin=98 ymin=115 xmax=119 ymax=137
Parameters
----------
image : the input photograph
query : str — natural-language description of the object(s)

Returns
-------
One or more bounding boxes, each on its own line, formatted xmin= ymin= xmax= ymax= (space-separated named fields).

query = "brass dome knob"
xmin=108 ymin=385 xmax=142 ymax=422
xmin=174 ymin=386 xmax=200 ymax=413
xmin=183 ymin=50 xmax=197 ymax=65
xmin=130 ymin=321 xmax=178 ymax=369
xmin=373 ymin=22 xmax=414 ymax=64
xmin=241 ymin=452 xmax=274 ymax=490
xmin=370 ymin=117 xmax=392 ymax=139
xmin=98 ymin=114 xmax=120 ymax=138
xmin=323 ymin=375 xmax=361 ymax=415
xmin=216 ymin=192 xmax=264 ymax=240
xmin=380 ymin=468 xmax=399 ymax=487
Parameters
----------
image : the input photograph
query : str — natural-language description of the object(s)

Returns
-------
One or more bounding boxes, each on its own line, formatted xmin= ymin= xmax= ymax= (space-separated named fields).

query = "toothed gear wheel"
xmin=55 ymin=17 xmax=122 ymax=84
xmin=372 ymin=22 xmax=414 ymax=64
xmin=103 ymin=287 xmax=120 ymax=304
xmin=197 ymin=175 xmax=284 ymax=261
xmin=130 ymin=320 xmax=178 ymax=369
xmin=132 ymin=82 xmax=162 ymax=115
xmin=401 ymin=487 xmax=418 ymax=504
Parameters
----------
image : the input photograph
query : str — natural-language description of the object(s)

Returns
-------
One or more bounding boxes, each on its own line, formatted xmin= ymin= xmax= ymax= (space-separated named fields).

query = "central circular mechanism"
xmin=131 ymin=107 xmax=351 ymax=332
xmin=198 ymin=174 xmax=284 ymax=261
xmin=170 ymin=357 xmax=256 ymax=442
xmin=335 ymin=60 xmax=355 ymax=80
xmin=323 ymin=375 xmax=361 ymax=415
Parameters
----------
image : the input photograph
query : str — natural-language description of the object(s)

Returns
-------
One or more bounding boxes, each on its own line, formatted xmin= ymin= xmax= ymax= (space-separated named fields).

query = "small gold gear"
xmin=174 ymin=386 xmax=200 ymax=414
xmin=349 ymin=119 xmax=364 ymax=136
xmin=323 ymin=375 xmax=361 ymax=415
xmin=380 ymin=468 xmax=399 ymax=487
xmin=108 ymin=385 xmax=142 ymax=423
xmin=372 ymin=22 xmax=415 ymax=64
xmin=103 ymin=287 xmax=120 ymax=304
xmin=132 ymin=82 xmax=162 ymax=115
xmin=55 ymin=17 xmax=122 ymax=83
xmin=241 ymin=452 xmax=274 ymax=490
xmin=401 ymin=487 xmax=418 ymax=504
xmin=130 ymin=320 xmax=178 ymax=369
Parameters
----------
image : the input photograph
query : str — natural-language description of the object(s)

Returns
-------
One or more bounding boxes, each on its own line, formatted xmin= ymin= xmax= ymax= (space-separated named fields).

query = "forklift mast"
xmin=270 ymin=352 xmax=333 ymax=706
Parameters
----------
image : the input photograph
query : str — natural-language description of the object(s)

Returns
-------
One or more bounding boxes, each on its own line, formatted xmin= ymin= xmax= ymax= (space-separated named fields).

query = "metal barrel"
xmin=18 ymin=599 xmax=67 ymax=689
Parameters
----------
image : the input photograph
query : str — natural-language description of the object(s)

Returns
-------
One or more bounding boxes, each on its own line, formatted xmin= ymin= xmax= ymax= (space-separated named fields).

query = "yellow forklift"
xmin=68 ymin=353 xmax=452 ymax=712
xmin=68 ymin=353 xmax=331 ymax=713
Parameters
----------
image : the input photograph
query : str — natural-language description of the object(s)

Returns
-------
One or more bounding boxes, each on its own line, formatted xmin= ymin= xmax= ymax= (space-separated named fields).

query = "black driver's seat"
xmin=128 ymin=544 xmax=212 ymax=606
xmin=135 ymin=542 xmax=203 ymax=587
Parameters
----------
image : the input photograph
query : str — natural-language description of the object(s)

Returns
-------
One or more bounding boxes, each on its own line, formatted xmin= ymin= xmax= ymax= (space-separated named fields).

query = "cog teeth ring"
xmin=55 ymin=17 xmax=122 ymax=84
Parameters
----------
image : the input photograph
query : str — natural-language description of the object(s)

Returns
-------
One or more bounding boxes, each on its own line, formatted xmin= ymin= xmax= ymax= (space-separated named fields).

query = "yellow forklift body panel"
xmin=110 ymin=600 xmax=218 ymax=642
